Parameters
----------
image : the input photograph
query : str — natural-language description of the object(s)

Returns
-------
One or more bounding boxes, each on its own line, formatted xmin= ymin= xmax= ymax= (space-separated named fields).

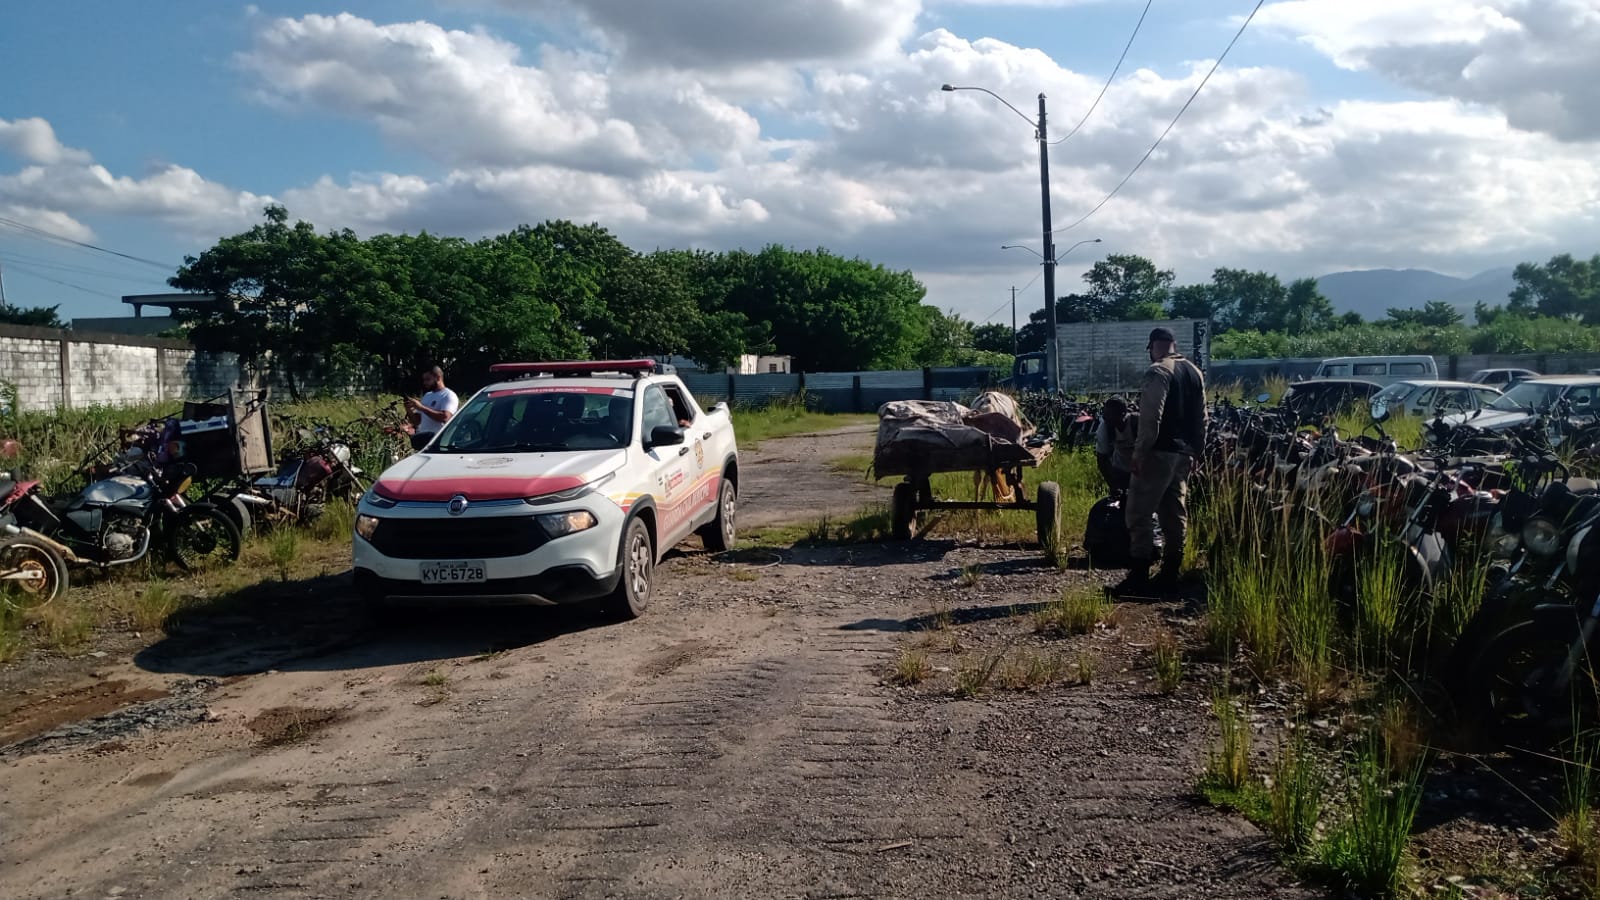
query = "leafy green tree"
xmin=1070 ymin=254 xmax=1172 ymax=322
xmin=0 ymin=304 xmax=64 ymax=328
xmin=1387 ymin=300 xmax=1463 ymax=327
xmin=1209 ymin=268 xmax=1289 ymax=333
xmin=1166 ymin=283 xmax=1220 ymax=321
xmin=1509 ymin=253 xmax=1600 ymax=323
xmin=972 ymin=322 xmax=1014 ymax=354
xmin=1283 ymin=278 xmax=1337 ymax=334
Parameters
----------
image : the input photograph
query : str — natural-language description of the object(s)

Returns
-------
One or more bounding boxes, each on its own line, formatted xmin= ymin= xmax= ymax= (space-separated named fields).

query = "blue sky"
xmin=1 ymin=1 xmax=1594 ymax=326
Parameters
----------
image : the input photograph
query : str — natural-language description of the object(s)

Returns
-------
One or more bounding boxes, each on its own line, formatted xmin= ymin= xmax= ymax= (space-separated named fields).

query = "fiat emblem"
xmin=448 ymin=494 xmax=469 ymax=516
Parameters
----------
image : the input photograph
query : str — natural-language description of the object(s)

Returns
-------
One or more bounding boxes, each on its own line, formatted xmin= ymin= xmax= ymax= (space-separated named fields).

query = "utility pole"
xmin=1037 ymin=93 xmax=1058 ymax=394
xmin=1010 ymin=286 xmax=1018 ymax=357
xmin=0 ymin=259 xmax=8 ymax=308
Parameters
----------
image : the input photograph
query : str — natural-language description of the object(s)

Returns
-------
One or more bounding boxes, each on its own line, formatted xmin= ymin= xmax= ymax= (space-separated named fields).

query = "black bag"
xmin=1085 ymin=495 xmax=1132 ymax=568
xmin=1085 ymin=494 xmax=1162 ymax=568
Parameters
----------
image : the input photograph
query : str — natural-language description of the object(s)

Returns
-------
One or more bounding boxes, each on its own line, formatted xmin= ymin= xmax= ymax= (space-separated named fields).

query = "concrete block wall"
xmin=0 ymin=333 xmax=67 ymax=410
xmin=1054 ymin=319 xmax=1212 ymax=392
xmin=0 ymin=324 xmax=370 ymax=412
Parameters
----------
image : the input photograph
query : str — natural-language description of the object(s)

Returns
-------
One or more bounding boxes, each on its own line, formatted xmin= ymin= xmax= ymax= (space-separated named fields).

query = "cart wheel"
xmin=891 ymin=482 xmax=917 ymax=541
xmin=1036 ymin=481 xmax=1061 ymax=551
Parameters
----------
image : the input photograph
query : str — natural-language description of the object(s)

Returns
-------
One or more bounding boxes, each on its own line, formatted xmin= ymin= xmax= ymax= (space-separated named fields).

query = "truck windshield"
xmin=434 ymin=388 xmax=634 ymax=453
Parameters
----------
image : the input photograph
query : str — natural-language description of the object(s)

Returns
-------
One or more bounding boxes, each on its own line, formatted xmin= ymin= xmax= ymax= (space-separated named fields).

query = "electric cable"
xmin=1049 ymin=0 xmax=1153 ymax=145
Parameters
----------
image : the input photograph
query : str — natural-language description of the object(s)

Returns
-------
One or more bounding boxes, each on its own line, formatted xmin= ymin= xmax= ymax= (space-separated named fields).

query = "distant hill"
xmin=1314 ymin=267 xmax=1518 ymax=321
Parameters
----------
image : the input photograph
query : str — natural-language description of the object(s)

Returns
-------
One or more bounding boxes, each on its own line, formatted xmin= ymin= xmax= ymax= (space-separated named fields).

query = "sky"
xmin=1 ymin=0 xmax=1596 ymax=329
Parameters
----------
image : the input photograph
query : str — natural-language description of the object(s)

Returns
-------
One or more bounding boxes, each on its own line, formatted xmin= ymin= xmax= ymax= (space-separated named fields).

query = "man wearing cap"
xmin=1093 ymin=396 xmax=1136 ymax=495
xmin=1109 ymin=326 xmax=1206 ymax=597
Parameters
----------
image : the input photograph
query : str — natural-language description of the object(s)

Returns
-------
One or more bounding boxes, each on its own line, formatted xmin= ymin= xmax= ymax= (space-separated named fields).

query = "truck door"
xmin=640 ymin=384 xmax=694 ymax=550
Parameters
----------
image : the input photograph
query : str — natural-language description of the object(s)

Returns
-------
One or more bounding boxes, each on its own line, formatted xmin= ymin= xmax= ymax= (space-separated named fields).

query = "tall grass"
xmin=721 ymin=394 xmax=875 ymax=450
xmin=1318 ymin=733 xmax=1425 ymax=898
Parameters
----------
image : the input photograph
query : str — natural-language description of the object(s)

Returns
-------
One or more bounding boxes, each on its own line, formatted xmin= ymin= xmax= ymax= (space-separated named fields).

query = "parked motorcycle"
xmin=244 ymin=424 xmax=368 ymax=524
xmin=0 ymin=451 xmax=242 ymax=573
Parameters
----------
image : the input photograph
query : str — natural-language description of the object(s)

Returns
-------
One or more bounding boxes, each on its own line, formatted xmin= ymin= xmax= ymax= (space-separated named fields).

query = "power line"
xmin=1054 ymin=0 xmax=1266 ymax=234
xmin=1049 ymin=0 xmax=1153 ymax=146
xmin=0 ymin=249 xmax=152 ymax=282
xmin=2 ymin=261 xmax=113 ymax=299
xmin=0 ymin=215 xmax=176 ymax=271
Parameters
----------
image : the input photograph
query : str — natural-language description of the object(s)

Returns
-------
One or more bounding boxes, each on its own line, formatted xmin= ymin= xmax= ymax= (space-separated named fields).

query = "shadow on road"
xmin=133 ymin=570 xmax=619 ymax=679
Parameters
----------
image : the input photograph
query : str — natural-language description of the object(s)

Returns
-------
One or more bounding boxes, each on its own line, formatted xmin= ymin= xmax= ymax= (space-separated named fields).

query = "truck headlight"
xmin=537 ymin=510 xmax=597 ymax=538
xmin=355 ymin=514 xmax=381 ymax=541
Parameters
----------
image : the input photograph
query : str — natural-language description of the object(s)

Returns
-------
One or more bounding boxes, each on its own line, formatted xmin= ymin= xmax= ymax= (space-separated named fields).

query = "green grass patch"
xmin=724 ymin=396 xmax=875 ymax=450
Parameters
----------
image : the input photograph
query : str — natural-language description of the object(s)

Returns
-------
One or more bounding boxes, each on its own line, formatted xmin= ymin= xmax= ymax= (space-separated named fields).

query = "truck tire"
xmin=1036 ymin=481 xmax=1061 ymax=550
xmin=601 ymin=517 xmax=653 ymax=621
xmin=697 ymin=478 xmax=737 ymax=552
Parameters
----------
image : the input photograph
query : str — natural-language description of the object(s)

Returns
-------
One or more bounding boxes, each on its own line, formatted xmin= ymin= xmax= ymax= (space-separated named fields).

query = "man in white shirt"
xmin=404 ymin=365 xmax=459 ymax=451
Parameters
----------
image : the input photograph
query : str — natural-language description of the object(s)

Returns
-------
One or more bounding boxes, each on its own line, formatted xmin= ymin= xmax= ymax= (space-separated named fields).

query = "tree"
xmin=972 ymin=322 xmax=1014 ymax=355
xmin=1071 ymin=254 xmax=1173 ymax=322
xmin=1508 ymin=252 xmax=1600 ymax=324
xmin=1166 ymin=283 xmax=1220 ymax=321
xmin=1208 ymin=268 xmax=1289 ymax=333
xmin=1283 ymin=278 xmax=1337 ymax=334
xmin=1387 ymin=300 xmax=1463 ymax=327
xmin=0 ymin=304 xmax=63 ymax=328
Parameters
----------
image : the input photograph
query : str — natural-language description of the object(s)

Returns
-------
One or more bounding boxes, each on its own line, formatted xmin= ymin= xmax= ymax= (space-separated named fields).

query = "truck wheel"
xmin=602 ymin=517 xmax=653 ymax=620
xmin=891 ymin=482 xmax=917 ymax=541
xmin=697 ymin=478 xmax=737 ymax=552
xmin=1036 ymin=481 xmax=1061 ymax=550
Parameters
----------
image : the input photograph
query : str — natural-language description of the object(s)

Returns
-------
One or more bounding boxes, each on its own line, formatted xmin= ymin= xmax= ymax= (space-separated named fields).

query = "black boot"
xmin=1149 ymin=560 xmax=1183 ymax=595
xmin=1107 ymin=559 xmax=1155 ymax=599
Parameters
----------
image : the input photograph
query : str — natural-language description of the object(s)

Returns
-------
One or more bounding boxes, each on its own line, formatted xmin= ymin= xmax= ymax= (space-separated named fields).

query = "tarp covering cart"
xmin=871 ymin=392 xmax=1060 ymax=547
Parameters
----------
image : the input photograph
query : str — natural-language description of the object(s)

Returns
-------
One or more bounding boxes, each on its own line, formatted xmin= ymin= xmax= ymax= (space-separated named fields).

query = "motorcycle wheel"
xmin=166 ymin=505 xmax=244 ymax=572
xmin=1467 ymin=606 xmax=1596 ymax=747
xmin=0 ymin=536 xmax=69 ymax=611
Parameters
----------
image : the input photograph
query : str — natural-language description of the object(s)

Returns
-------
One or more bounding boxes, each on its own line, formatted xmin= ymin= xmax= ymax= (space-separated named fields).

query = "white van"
xmin=1313 ymin=355 xmax=1438 ymax=387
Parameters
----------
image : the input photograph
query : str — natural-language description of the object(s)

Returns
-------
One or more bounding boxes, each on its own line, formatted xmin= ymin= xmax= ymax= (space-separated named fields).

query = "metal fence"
xmin=680 ymin=367 xmax=1003 ymax=413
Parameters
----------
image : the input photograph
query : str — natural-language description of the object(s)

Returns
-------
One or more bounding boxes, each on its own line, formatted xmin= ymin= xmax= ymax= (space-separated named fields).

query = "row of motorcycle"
xmin=1046 ymin=388 xmax=1600 ymax=748
xmin=1227 ymin=393 xmax=1600 ymax=746
xmin=0 ymin=398 xmax=415 ymax=614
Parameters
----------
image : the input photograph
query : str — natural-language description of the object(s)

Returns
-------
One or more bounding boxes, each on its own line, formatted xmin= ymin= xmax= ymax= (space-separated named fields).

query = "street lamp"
xmin=944 ymin=82 xmax=1060 ymax=391
xmin=1000 ymin=238 xmax=1102 ymax=367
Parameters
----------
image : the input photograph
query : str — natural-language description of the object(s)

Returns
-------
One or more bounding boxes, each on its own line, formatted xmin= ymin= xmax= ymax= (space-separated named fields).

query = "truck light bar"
xmin=489 ymin=359 xmax=659 ymax=378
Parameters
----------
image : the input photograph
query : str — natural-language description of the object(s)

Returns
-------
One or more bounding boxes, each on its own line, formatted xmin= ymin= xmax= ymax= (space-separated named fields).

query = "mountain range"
xmin=1314 ymin=267 xmax=1518 ymax=322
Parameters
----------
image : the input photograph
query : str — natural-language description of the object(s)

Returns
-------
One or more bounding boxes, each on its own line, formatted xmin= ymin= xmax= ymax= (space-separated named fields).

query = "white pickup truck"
xmin=353 ymin=360 xmax=739 ymax=619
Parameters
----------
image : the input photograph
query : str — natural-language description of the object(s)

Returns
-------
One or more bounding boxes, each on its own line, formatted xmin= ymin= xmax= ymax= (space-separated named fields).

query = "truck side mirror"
xmin=648 ymin=425 xmax=685 ymax=448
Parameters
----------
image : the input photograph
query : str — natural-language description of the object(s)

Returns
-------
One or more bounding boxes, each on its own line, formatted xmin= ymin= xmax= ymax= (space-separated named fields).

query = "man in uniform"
xmin=1109 ymin=327 xmax=1206 ymax=598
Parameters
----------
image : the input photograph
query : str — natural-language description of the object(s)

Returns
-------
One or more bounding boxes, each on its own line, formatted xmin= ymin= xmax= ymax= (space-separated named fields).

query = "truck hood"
xmin=371 ymin=450 xmax=626 ymax=502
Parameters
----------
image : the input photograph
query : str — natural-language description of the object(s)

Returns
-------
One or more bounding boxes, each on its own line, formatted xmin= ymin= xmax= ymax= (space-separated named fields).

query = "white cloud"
xmin=0 ymin=204 xmax=94 ymax=243
xmin=1258 ymin=0 xmax=1600 ymax=141
xmin=490 ymin=0 xmax=922 ymax=69
xmin=7 ymin=7 xmax=1600 ymax=326
xmin=0 ymin=117 xmax=92 ymax=166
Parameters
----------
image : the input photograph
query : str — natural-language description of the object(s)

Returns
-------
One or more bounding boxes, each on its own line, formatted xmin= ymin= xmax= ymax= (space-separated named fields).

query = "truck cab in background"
xmin=1007 ymin=353 xmax=1048 ymax=392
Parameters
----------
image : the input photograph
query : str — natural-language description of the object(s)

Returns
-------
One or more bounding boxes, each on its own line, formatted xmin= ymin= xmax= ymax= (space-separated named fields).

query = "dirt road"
xmin=0 ymin=427 xmax=1313 ymax=899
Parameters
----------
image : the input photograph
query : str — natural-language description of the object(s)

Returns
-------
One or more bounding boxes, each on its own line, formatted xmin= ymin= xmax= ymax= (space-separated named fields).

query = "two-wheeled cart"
xmin=871 ymin=399 xmax=1060 ymax=548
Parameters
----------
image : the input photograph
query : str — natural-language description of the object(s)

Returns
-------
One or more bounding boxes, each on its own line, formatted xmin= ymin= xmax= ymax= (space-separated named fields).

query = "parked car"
xmin=1313 ymin=355 xmax=1438 ymax=386
xmin=1368 ymin=380 xmax=1503 ymax=419
xmin=1468 ymin=368 xmax=1539 ymax=387
xmin=353 ymin=359 xmax=739 ymax=619
xmin=1437 ymin=375 xmax=1600 ymax=441
xmin=1281 ymin=378 xmax=1384 ymax=421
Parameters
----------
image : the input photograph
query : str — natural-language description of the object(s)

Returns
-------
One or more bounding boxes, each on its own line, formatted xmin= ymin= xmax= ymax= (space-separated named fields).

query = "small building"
xmin=122 ymin=292 xmax=223 ymax=318
xmin=732 ymin=354 xmax=792 ymax=375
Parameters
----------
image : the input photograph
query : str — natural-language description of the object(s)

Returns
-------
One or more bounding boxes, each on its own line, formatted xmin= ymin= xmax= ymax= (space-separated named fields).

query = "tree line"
xmin=161 ymin=206 xmax=1005 ymax=396
xmin=1010 ymin=252 xmax=1600 ymax=359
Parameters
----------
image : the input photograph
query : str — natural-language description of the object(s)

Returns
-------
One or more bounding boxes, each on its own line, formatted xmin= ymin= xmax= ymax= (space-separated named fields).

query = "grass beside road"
xmin=723 ymin=396 xmax=875 ymax=450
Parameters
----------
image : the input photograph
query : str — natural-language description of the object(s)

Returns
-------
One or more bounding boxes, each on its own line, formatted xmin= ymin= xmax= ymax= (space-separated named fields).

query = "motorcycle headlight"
xmin=536 ymin=510 xmax=597 ymax=538
xmin=1355 ymin=496 xmax=1377 ymax=519
xmin=1523 ymin=516 xmax=1562 ymax=558
xmin=355 ymin=514 xmax=381 ymax=541
xmin=1493 ymin=532 xmax=1522 ymax=559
